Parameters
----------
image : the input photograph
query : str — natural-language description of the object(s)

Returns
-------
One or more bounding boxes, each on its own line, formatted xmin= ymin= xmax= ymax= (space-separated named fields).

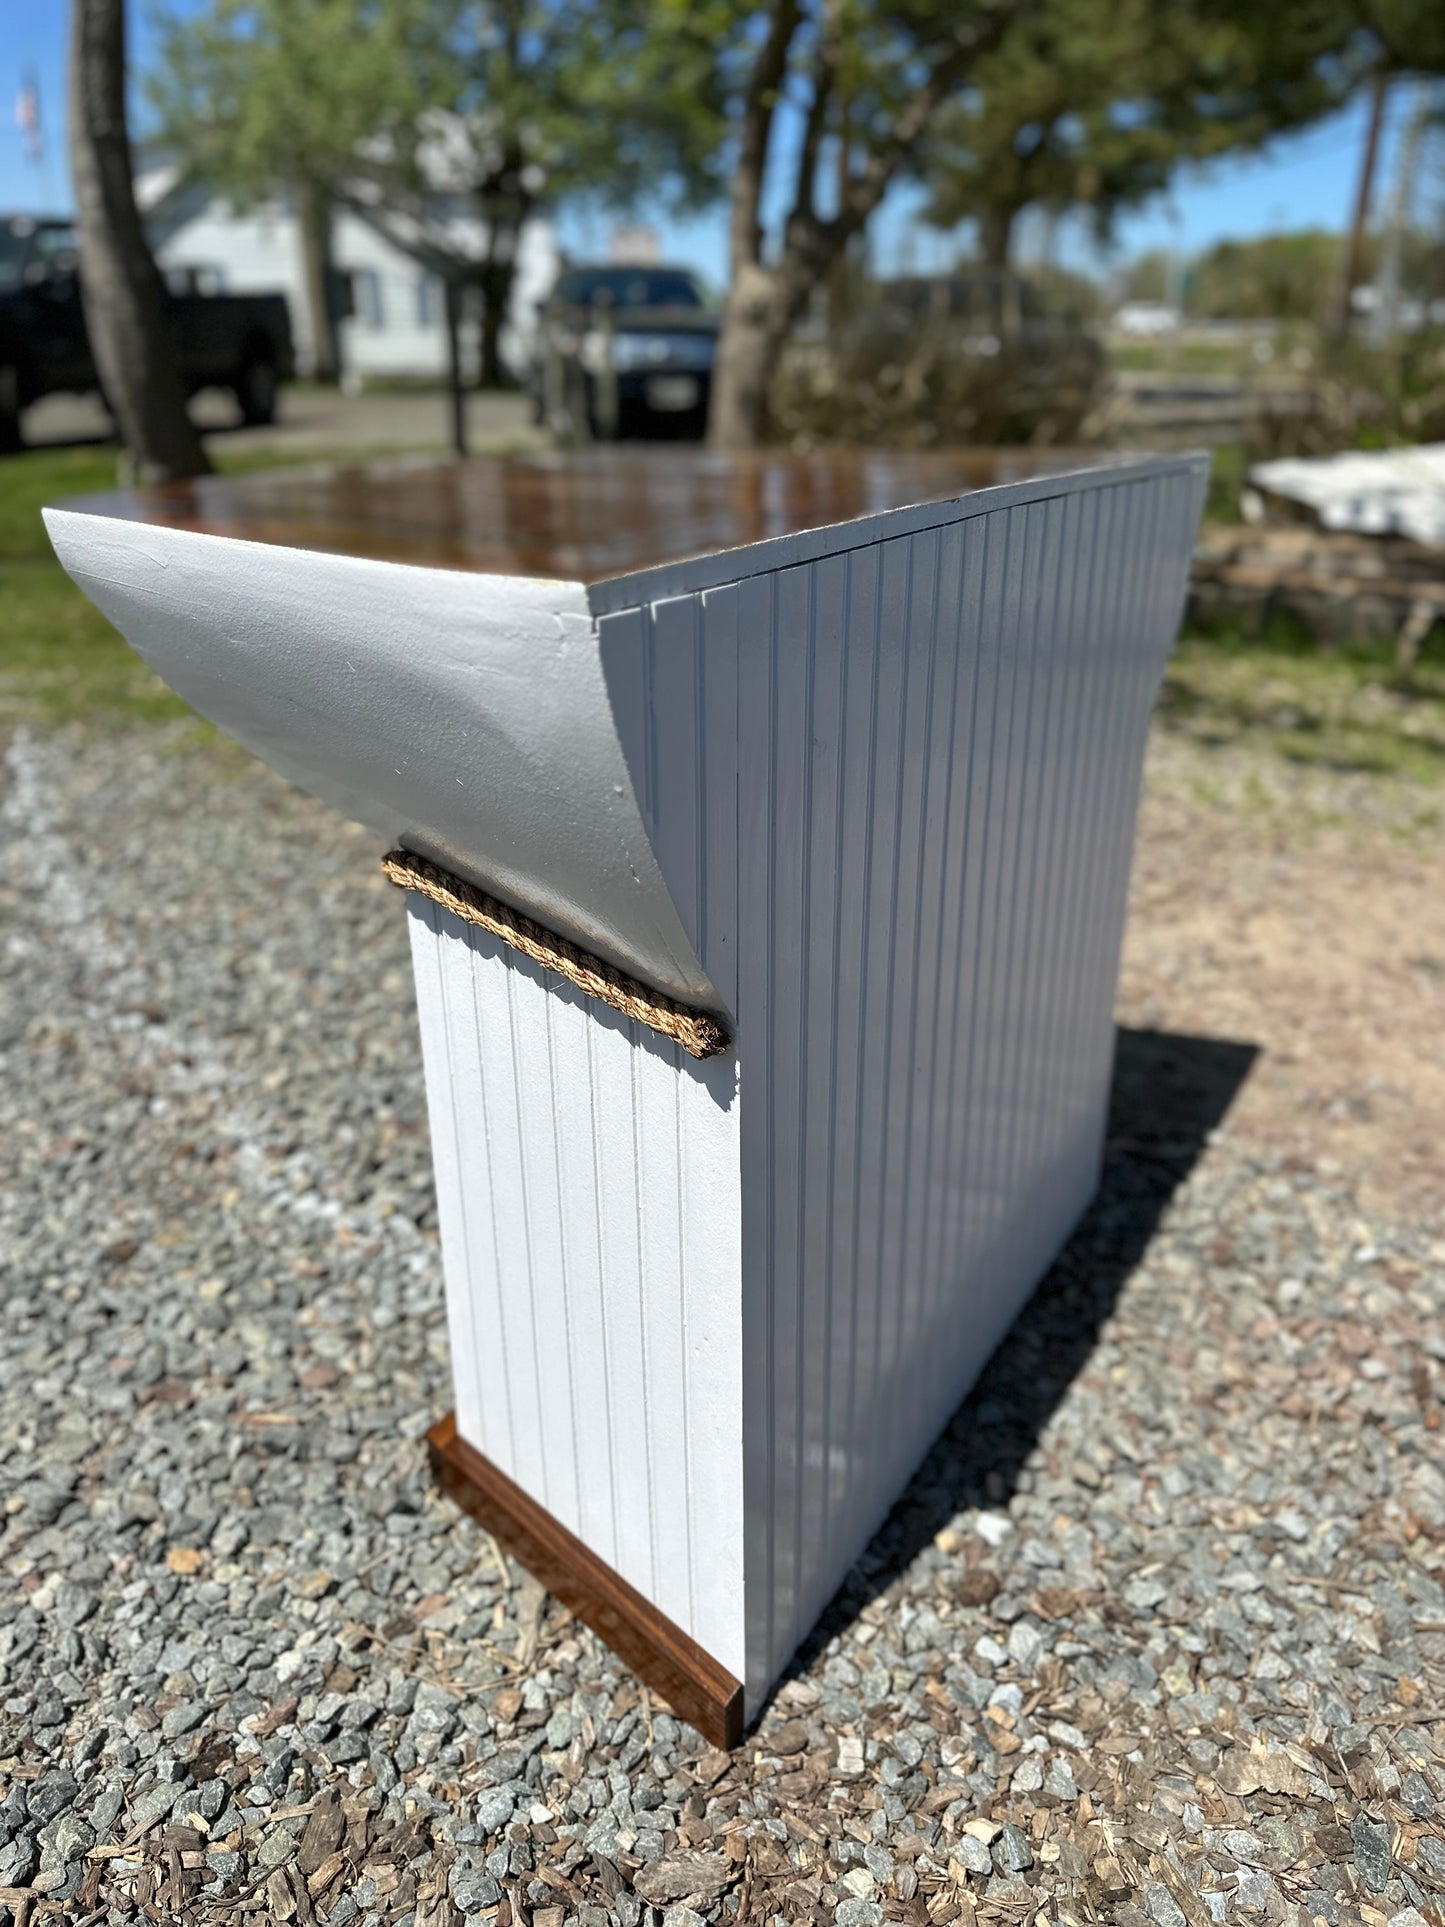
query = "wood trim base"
xmin=427 ymin=1412 xmax=744 ymax=1749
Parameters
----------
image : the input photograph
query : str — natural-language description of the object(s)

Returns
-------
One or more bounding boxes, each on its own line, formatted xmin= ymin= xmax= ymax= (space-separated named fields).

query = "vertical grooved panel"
xmin=874 ymin=526 xmax=940 ymax=1522
xmin=853 ymin=533 xmax=911 ymax=1537
xmin=733 ymin=569 xmax=781 ymax=1709
xmin=820 ymin=545 xmax=882 ymax=1589
xmin=900 ymin=520 xmax=965 ymax=1439
xmin=699 ymin=585 xmax=741 ymax=1019
xmin=408 ymin=900 xmax=745 ymax=1681
xmin=794 ymin=552 xmax=848 ymax=1626
xmin=646 ymin=598 xmax=705 ymax=945
xmin=598 ymin=457 xmax=1207 ymax=1708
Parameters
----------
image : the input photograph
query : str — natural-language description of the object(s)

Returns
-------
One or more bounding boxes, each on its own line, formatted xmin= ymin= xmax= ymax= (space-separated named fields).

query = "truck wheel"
xmin=233 ymin=353 xmax=278 ymax=427
xmin=0 ymin=365 xmax=22 ymax=454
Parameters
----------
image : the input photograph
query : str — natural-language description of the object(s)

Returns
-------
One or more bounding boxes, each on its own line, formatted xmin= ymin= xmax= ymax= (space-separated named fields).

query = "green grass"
xmin=0 ymin=439 xmax=451 ymax=728
xmin=0 ymin=445 xmax=136 ymax=561
xmin=1203 ymin=443 xmax=1247 ymax=523
xmin=0 ymin=446 xmax=191 ymax=727
xmin=1164 ymin=621 xmax=1445 ymax=788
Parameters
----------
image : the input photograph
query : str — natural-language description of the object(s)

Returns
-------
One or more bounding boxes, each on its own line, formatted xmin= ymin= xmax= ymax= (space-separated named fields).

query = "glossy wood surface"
xmin=62 ymin=445 xmax=1088 ymax=586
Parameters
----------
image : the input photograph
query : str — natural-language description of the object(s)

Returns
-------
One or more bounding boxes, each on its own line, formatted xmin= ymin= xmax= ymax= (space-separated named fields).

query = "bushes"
xmin=766 ymin=314 xmax=1108 ymax=448
xmin=1247 ymin=327 xmax=1445 ymax=462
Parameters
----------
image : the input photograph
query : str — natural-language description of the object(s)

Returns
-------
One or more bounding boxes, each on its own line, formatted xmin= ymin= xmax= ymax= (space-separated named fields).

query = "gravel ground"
xmin=1 ymin=721 xmax=1442 ymax=1927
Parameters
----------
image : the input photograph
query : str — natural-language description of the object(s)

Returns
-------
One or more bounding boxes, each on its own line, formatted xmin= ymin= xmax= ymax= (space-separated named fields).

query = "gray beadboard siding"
xmin=598 ymin=456 xmax=1208 ymax=1708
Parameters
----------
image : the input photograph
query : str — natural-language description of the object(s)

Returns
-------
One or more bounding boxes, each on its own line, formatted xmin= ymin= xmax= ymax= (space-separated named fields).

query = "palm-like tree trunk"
xmin=69 ymin=0 xmax=210 ymax=481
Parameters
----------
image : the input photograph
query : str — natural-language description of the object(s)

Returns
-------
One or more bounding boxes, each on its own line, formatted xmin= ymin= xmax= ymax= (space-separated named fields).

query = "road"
xmin=19 ymin=382 xmax=542 ymax=457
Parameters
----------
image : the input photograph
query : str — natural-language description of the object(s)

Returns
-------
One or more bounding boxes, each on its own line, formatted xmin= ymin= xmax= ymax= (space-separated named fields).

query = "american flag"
xmin=16 ymin=72 xmax=43 ymax=165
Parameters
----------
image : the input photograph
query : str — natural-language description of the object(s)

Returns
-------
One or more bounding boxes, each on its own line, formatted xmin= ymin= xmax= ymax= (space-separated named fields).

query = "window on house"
xmin=415 ymin=272 xmax=441 ymax=328
xmin=349 ymin=268 xmax=385 ymax=330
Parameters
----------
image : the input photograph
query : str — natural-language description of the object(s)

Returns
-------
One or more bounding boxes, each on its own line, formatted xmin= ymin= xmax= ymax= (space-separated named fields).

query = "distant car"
xmin=531 ymin=263 xmax=717 ymax=440
xmin=0 ymin=213 xmax=295 ymax=451
xmin=1112 ymin=300 xmax=1182 ymax=337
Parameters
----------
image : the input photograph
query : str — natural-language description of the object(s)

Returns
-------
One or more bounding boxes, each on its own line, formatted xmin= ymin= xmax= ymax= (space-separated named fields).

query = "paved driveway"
xmin=19 ymin=384 xmax=542 ymax=457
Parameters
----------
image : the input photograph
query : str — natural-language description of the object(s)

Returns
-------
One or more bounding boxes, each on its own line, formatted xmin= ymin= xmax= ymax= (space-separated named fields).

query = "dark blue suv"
xmin=531 ymin=264 xmax=718 ymax=441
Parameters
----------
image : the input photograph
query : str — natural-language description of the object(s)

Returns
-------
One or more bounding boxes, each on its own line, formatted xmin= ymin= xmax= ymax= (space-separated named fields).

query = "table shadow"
xmin=782 ymin=1023 xmax=1259 ymax=1690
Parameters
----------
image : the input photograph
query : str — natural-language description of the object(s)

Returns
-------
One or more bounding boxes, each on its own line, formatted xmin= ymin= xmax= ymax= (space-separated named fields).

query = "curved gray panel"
xmin=43 ymin=509 xmax=717 ymax=1008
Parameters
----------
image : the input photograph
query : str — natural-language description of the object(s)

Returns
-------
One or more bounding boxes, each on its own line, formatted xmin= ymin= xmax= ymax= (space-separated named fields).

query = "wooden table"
xmin=47 ymin=446 xmax=1208 ymax=1745
xmin=62 ymin=444 xmax=1092 ymax=582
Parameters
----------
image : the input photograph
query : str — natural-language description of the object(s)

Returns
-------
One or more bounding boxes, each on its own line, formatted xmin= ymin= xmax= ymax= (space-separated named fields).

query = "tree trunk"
xmin=473 ymin=148 xmax=529 ymax=390
xmin=444 ymin=279 xmax=467 ymax=456
xmin=478 ymin=253 xmax=515 ymax=390
xmin=978 ymin=204 xmax=1016 ymax=270
xmin=296 ymin=180 xmax=340 ymax=382
xmin=708 ymin=0 xmax=802 ymax=448
xmin=708 ymin=0 xmax=1003 ymax=448
xmin=69 ymin=0 xmax=210 ymax=481
xmin=709 ymin=263 xmax=792 ymax=448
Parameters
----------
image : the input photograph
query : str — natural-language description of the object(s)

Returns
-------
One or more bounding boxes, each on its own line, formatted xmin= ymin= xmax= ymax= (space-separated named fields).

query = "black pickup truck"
xmin=0 ymin=214 xmax=295 ymax=451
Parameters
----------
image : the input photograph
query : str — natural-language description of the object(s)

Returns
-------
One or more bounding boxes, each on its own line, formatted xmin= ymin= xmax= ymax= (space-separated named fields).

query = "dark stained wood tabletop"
xmin=61 ymin=445 xmax=1090 ymax=586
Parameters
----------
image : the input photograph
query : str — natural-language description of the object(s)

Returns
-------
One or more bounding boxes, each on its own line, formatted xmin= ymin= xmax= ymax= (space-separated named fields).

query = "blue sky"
xmin=2 ymin=0 xmax=1404 ymax=288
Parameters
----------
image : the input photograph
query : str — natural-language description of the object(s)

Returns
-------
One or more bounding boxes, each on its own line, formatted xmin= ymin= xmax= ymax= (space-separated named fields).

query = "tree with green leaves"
xmin=919 ymin=0 xmax=1354 ymax=272
xmin=342 ymin=2 xmax=729 ymax=388
xmin=148 ymin=0 xmax=429 ymax=380
xmin=696 ymin=0 xmax=1049 ymax=447
xmin=150 ymin=0 xmax=729 ymax=390
xmin=1191 ymin=231 xmax=1346 ymax=322
xmin=696 ymin=0 xmax=1391 ymax=445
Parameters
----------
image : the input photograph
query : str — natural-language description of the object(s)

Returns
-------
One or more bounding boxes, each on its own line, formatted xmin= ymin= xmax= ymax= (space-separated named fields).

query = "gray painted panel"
xmin=42 ymin=513 xmax=716 ymax=1006
xmin=597 ymin=454 xmax=1207 ymax=1704
xmin=587 ymin=451 xmax=1206 ymax=615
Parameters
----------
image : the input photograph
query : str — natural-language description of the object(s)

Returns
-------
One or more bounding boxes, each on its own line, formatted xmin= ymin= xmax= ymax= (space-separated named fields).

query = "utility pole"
xmin=1331 ymin=71 xmax=1389 ymax=343
xmin=1370 ymin=81 xmax=1431 ymax=351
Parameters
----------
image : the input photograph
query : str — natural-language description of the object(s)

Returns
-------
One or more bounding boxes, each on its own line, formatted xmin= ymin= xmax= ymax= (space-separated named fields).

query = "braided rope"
xmin=381 ymin=849 xmax=730 ymax=1062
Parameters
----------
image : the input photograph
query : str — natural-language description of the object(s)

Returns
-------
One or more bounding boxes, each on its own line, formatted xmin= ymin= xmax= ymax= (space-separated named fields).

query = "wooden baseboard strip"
xmin=427 ymin=1412 xmax=744 ymax=1750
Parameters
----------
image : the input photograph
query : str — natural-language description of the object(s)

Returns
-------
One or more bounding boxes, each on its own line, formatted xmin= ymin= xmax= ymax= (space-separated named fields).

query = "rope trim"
xmin=381 ymin=849 xmax=730 ymax=1062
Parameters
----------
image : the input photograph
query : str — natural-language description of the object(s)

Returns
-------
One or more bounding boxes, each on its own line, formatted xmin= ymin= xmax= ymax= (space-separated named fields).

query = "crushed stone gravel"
xmin=1 ymin=722 xmax=1442 ymax=1927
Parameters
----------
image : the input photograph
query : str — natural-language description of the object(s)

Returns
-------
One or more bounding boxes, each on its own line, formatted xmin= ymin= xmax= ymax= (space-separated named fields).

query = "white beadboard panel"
xmin=404 ymin=892 xmax=746 ymax=1682
xmin=597 ymin=456 xmax=1208 ymax=1708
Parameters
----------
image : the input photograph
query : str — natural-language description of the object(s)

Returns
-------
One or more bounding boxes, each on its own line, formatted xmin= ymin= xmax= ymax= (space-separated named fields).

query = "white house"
xmin=136 ymin=160 xmax=559 ymax=382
